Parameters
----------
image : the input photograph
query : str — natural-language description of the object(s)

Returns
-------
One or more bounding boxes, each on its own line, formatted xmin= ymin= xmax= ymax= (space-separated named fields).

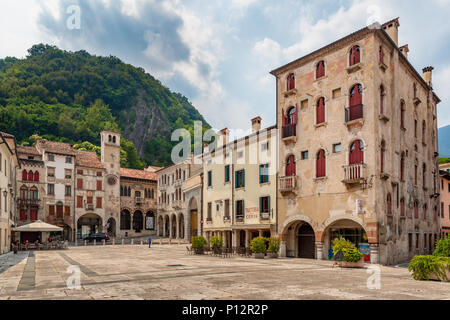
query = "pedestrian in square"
xmin=148 ymin=236 xmax=152 ymax=248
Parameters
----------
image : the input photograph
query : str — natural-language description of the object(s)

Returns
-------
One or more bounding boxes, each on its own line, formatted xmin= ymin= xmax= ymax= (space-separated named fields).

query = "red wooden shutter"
xmin=97 ymin=180 xmax=102 ymax=191
xmin=77 ymin=196 xmax=83 ymax=208
xmin=350 ymin=84 xmax=362 ymax=107
xmin=400 ymin=158 xmax=404 ymax=180
xmin=414 ymin=203 xmax=418 ymax=219
xmin=317 ymin=98 xmax=325 ymax=124
xmin=316 ymin=150 xmax=325 ymax=178
xmin=34 ymin=171 xmax=39 ymax=182
xmin=20 ymin=209 xmax=27 ymax=221
xmin=56 ymin=205 xmax=63 ymax=218
xmin=96 ymin=197 xmax=102 ymax=208
xmin=350 ymin=141 xmax=364 ymax=165
xmin=294 ymin=105 xmax=298 ymax=124
xmin=354 ymin=46 xmax=360 ymax=64
xmin=22 ymin=170 xmax=27 ymax=181
xmin=286 ymin=155 xmax=296 ymax=176
xmin=28 ymin=171 xmax=33 ymax=181
xmin=77 ymin=178 xmax=83 ymax=189
xmin=49 ymin=205 xmax=55 ymax=216
xmin=87 ymin=196 xmax=93 ymax=204
xmin=30 ymin=210 xmax=37 ymax=221
xmin=281 ymin=109 xmax=287 ymax=126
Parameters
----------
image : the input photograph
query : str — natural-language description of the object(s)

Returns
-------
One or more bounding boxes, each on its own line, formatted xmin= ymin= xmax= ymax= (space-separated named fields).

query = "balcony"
xmin=260 ymin=212 xmax=270 ymax=221
xmin=282 ymin=124 xmax=296 ymax=142
xmin=223 ymin=216 xmax=231 ymax=222
xmin=17 ymin=199 xmax=41 ymax=208
xmin=279 ymin=176 xmax=298 ymax=193
xmin=85 ymin=204 xmax=94 ymax=211
xmin=235 ymin=215 xmax=244 ymax=223
xmin=345 ymin=104 xmax=364 ymax=123
xmin=172 ymin=200 xmax=182 ymax=209
xmin=342 ymin=163 xmax=367 ymax=184
xmin=135 ymin=197 xmax=143 ymax=205
xmin=157 ymin=203 xmax=166 ymax=211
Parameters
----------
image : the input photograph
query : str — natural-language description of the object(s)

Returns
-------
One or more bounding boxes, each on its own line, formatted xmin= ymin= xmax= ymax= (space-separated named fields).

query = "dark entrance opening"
xmin=298 ymin=224 xmax=315 ymax=259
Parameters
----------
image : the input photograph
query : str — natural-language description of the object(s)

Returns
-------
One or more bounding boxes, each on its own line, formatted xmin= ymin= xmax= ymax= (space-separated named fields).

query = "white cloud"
xmin=434 ymin=65 xmax=450 ymax=127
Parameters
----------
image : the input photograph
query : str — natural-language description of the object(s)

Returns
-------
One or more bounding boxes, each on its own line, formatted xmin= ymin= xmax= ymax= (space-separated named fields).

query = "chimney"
xmin=422 ymin=66 xmax=434 ymax=87
xmin=399 ymin=44 xmax=409 ymax=59
xmin=251 ymin=116 xmax=262 ymax=133
xmin=219 ymin=128 xmax=230 ymax=146
xmin=382 ymin=18 xmax=400 ymax=46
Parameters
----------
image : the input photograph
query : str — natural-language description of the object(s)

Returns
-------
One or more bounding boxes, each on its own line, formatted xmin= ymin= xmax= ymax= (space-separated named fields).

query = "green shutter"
xmin=242 ymin=170 xmax=245 ymax=187
xmin=268 ymin=196 xmax=270 ymax=215
xmin=259 ymin=197 xmax=262 ymax=213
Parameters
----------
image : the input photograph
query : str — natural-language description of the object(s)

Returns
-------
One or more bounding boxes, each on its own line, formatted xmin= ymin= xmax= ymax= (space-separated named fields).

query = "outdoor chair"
xmin=186 ymin=246 xmax=192 ymax=255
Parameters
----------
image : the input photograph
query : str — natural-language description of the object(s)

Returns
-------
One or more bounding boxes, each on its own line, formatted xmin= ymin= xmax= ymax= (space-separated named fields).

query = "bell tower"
xmin=100 ymin=131 xmax=121 ymax=229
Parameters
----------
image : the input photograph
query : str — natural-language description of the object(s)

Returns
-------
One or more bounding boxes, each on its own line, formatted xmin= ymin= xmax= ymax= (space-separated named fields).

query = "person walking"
xmin=148 ymin=236 xmax=152 ymax=248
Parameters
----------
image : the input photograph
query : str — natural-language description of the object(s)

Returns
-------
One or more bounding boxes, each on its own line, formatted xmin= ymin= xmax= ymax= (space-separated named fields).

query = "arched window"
xmin=316 ymin=61 xmax=325 ymax=78
xmin=287 ymin=73 xmax=295 ymax=91
xmin=316 ymin=97 xmax=325 ymax=124
xmin=414 ymin=201 xmax=419 ymax=219
xmin=400 ymin=198 xmax=405 ymax=217
xmin=400 ymin=153 xmax=405 ymax=181
xmin=127 ymin=186 xmax=131 ymax=197
xmin=28 ymin=170 xmax=33 ymax=182
xmin=348 ymin=84 xmax=363 ymax=121
xmin=285 ymin=155 xmax=296 ymax=176
xmin=349 ymin=45 xmax=361 ymax=66
xmin=145 ymin=211 xmax=155 ymax=230
xmin=20 ymin=186 xmax=28 ymax=200
xmin=400 ymin=101 xmax=406 ymax=129
xmin=379 ymin=46 xmax=384 ymax=63
xmin=316 ymin=149 xmax=326 ymax=178
xmin=113 ymin=136 xmax=116 ymax=144
xmin=120 ymin=210 xmax=131 ymax=230
xmin=22 ymin=170 xmax=27 ymax=181
xmin=379 ymin=85 xmax=385 ymax=115
xmin=34 ymin=171 xmax=39 ymax=182
xmin=288 ymin=106 xmax=297 ymax=125
xmin=30 ymin=187 xmax=38 ymax=200
xmin=380 ymin=140 xmax=386 ymax=174
xmin=349 ymin=140 xmax=364 ymax=165
xmin=108 ymin=135 xmax=112 ymax=142
xmin=387 ymin=193 xmax=392 ymax=215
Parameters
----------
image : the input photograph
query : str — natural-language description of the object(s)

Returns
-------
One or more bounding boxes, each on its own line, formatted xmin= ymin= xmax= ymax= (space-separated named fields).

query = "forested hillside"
xmin=0 ymin=44 xmax=210 ymax=167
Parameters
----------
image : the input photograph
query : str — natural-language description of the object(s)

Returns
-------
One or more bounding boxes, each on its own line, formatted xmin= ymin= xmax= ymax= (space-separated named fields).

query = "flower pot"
xmin=338 ymin=258 xmax=364 ymax=268
xmin=267 ymin=252 xmax=278 ymax=258
xmin=253 ymin=253 xmax=265 ymax=259
xmin=428 ymin=268 xmax=450 ymax=282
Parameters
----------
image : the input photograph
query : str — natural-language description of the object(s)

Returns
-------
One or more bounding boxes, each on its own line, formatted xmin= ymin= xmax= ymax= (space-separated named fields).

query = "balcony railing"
xmin=85 ymin=204 xmax=94 ymax=211
xmin=17 ymin=199 xmax=41 ymax=207
xmin=279 ymin=176 xmax=298 ymax=192
xmin=135 ymin=197 xmax=143 ymax=205
xmin=235 ymin=215 xmax=244 ymax=222
xmin=172 ymin=200 xmax=182 ymax=209
xmin=342 ymin=163 xmax=367 ymax=184
xmin=282 ymin=124 xmax=296 ymax=139
xmin=260 ymin=212 xmax=270 ymax=221
xmin=345 ymin=104 xmax=364 ymax=122
xmin=223 ymin=216 xmax=231 ymax=222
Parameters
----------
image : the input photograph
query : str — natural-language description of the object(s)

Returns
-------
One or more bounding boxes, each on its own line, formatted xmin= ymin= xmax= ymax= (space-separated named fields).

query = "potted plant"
xmin=267 ymin=237 xmax=280 ymax=258
xmin=209 ymin=236 xmax=223 ymax=254
xmin=192 ymin=236 xmax=207 ymax=254
xmin=250 ymin=237 xmax=267 ymax=259
xmin=332 ymin=238 xmax=364 ymax=268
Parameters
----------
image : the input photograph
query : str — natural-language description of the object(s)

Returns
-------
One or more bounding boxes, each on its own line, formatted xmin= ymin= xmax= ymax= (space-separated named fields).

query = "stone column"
xmin=280 ymin=234 xmax=287 ymax=257
xmin=176 ymin=215 xmax=180 ymax=239
xmin=163 ymin=216 xmax=167 ymax=238
xmin=232 ymin=230 xmax=237 ymax=248
xmin=258 ymin=230 xmax=263 ymax=237
xmin=245 ymin=230 xmax=249 ymax=248
xmin=315 ymin=242 xmax=324 ymax=260
xmin=370 ymin=243 xmax=379 ymax=264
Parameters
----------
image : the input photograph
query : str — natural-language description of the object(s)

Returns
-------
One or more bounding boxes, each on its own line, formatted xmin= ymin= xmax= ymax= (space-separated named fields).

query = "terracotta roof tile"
xmin=74 ymin=150 xmax=104 ymax=169
xmin=0 ymin=131 xmax=15 ymax=139
xmin=17 ymin=146 xmax=41 ymax=156
xmin=120 ymin=168 xmax=157 ymax=181
xmin=36 ymin=140 xmax=76 ymax=155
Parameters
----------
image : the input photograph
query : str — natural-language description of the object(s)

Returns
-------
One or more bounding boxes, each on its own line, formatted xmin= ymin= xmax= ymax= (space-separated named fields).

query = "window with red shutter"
xmin=64 ymin=206 xmax=70 ymax=216
xmin=49 ymin=205 xmax=55 ymax=215
xmin=28 ymin=170 xmax=33 ymax=181
xmin=97 ymin=180 xmax=102 ymax=191
xmin=316 ymin=61 xmax=325 ymax=78
xmin=414 ymin=165 xmax=418 ymax=185
xmin=96 ymin=197 xmax=102 ymax=208
xmin=349 ymin=45 xmax=360 ymax=66
xmin=287 ymin=73 xmax=295 ymax=90
xmin=288 ymin=107 xmax=297 ymax=124
xmin=56 ymin=205 xmax=63 ymax=218
xmin=34 ymin=171 xmax=39 ymax=182
xmin=20 ymin=209 xmax=27 ymax=221
xmin=285 ymin=155 xmax=296 ymax=176
xmin=30 ymin=210 xmax=37 ymax=221
xmin=349 ymin=140 xmax=364 ymax=165
xmin=316 ymin=149 xmax=326 ymax=178
xmin=316 ymin=98 xmax=325 ymax=124
xmin=77 ymin=178 xmax=83 ymax=189
xmin=22 ymin=170 xmax=27 ymax=181
xmin=87 ymin=197 xmax=93 ymax=204
xmin=77 ymin=196 xmax=83 ymax=208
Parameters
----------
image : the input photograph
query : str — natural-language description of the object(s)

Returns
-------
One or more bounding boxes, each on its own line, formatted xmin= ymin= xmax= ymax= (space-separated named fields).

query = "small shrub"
xmin=408 ymin=255 xmax=450 ymax=281
xmin=433 ymin=235 xmax=450 ymax=257
xmin=192 ymin=236 xmax=206 ymax=249
xmin=209 ymin=236 xmax=223 ymax=249
xmin=332 ymin=238 xmax=363 ymax=262
xmin=250 ymin=237 xmax=267 ymax=254
xmin=268 ymin=237 xmax=281 ymax=254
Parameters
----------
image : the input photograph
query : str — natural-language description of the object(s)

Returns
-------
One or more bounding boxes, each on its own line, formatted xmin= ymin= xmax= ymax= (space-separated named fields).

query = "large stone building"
xmin=439 ymin=168 xmax=450 ymax=238
xmin=0 ymin=132 xmax=19 ymax=253
xmin=156 ymin=155 xmax=202 ymax=242
xmin=202 ymin=118 xmax=277 ymax=248
xmin=271 ymin=18 xmax=440 ymax=264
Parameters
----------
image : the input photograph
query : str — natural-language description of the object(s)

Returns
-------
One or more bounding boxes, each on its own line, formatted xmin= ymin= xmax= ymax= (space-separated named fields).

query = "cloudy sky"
xmin=0 ymin=0 xmax=449 ymax=134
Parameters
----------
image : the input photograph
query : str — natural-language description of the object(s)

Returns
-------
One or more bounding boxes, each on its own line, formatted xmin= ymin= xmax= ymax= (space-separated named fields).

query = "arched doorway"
xmin=158 ymin=215 xmax=164 ymax=236
xmin=178 ymin=214 xmax=184 ymax=239
xmin=284 ymin=220 xmax=315 ymax=259
xmin=120 ymin=210 xmax=131 ymax=230
xmin=239 ymin=230 xmax=246 ymax=248
xmin=298 ymin=224 xmax=315 ymax=258
xmin=165 ymin=217 xmax=170 ymax=237
xmin=188 ymin=197 xmax=198 ymax=238
xmin=77 ymin=213 xmax=102 ymax=239
xmin=133 ymin=211 xmax=143 ymax=232
xmin=107 ymin=218 xmax=116 ymax=237
xmin=145 ymin=211 xmax=155 ymax=231
xmin=171 ymin=214 xmax=177 ymax=238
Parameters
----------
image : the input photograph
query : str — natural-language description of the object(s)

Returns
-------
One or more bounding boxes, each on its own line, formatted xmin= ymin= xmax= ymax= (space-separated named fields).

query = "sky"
xmin=0 ymin=0 xmax=449 ymax=136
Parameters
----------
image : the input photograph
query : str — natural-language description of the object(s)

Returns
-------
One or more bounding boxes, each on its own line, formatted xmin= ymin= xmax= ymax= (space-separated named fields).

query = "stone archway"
xmin=171 ymin=214 xmax=177 ymax=238
xmin=157 ymin=215 xmax=164 ymax=236
xmin=77 ymin=213 xmax=103 ymax=239
xmin=282 ymin=219 xmax=316 ymax=259
xmin=165 ymin=216 xmax=170 ymax=237
xmin=178 ymin=213 xmax=184 ymax=239
xmin=133 ymin=211 xmax=143 ymax=233
xmin=145 ymin=211 xmax=155 ymax=231
xmin=120 ymin=210 xmax=131 ymax=230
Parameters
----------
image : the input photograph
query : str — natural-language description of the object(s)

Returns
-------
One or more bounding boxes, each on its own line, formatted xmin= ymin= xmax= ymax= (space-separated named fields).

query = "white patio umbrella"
xmin=12 ymin=220 xmax=63 ymax=232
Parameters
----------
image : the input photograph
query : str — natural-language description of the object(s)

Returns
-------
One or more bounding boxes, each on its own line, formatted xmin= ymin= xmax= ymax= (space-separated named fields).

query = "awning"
xmin=12 ymin=220 xmax=63 ymax=232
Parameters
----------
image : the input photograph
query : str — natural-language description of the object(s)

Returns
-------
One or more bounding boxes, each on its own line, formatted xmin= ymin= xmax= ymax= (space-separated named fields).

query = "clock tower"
xmin=100 ymin=131 xmax=121 ymax=231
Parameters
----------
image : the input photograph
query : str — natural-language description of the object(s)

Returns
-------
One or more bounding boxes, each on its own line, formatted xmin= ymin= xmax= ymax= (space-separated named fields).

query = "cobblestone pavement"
xmin=0 ymin=251 xmax=28 ymax=275
xmin=0 ymin=245 xmax=448 ymax=300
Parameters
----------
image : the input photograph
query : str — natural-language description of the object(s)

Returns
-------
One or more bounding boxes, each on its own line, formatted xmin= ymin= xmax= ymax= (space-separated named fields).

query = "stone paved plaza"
xmin=0 ymin=245 xmax=449 ymax=300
